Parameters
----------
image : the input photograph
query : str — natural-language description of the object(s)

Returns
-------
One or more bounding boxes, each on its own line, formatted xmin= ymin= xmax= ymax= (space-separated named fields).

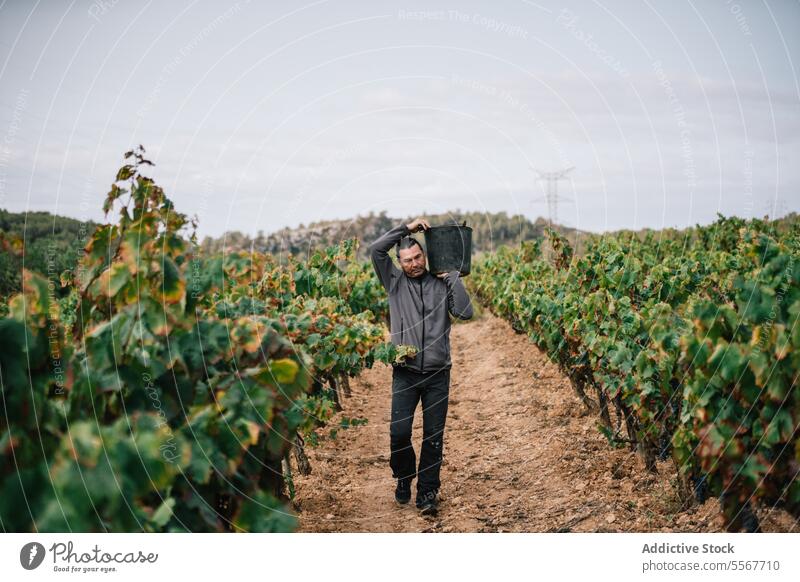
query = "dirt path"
xmin=293 ymin=310 xmax=796 ymax=533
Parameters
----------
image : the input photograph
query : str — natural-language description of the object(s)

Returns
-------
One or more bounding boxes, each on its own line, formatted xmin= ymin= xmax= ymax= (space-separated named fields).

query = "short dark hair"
xmin=395 ymin=236 xmax=423 ymax=259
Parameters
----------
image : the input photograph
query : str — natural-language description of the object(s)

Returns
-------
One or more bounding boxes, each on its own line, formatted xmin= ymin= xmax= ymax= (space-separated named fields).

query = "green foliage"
xmin=0 ymin=147 xmax=397 ymax=532
xmin=471 ymin=213 xmax=800 ymax=531
xmin=678 ymin=232 xmax=799 ymax=529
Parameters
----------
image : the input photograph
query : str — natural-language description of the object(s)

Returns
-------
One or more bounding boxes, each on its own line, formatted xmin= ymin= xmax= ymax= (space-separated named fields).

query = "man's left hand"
xmin=436 ymin=272 xmax=448 ymax=279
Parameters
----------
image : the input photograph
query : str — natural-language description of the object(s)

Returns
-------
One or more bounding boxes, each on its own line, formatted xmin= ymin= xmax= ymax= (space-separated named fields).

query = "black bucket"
xmin=424 ymin=222 xmax=473 ymax=276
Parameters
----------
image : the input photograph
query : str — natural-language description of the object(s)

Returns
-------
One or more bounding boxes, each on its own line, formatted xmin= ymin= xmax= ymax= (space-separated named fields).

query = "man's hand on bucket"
xmin=406 ymin=218 xmax=430 ymax=233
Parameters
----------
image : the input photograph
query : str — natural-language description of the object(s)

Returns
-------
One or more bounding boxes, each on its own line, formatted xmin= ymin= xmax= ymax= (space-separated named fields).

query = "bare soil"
xmin=293 ymin=311 xmax=797 ymax=533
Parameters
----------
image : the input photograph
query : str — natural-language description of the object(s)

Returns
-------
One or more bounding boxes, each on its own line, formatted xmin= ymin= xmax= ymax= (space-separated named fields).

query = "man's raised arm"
xmin=442 ymin=270 xmax=474 ymax=320
xmin=369 ymin=223 xmax=411 ymax=290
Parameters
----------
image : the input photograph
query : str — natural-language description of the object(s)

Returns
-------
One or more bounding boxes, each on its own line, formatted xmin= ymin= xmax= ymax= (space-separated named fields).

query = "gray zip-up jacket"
xmin=369 ymin=222 xmax=474 ymax=373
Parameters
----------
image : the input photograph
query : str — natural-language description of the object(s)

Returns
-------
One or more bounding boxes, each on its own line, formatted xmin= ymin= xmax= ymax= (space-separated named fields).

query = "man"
xmin=369 ymin=217 xmax=474 ymax=516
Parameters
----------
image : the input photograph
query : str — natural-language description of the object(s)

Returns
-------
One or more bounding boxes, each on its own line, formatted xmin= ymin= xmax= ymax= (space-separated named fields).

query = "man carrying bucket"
xmin=368 ymin=217 xmax=474 ymax=516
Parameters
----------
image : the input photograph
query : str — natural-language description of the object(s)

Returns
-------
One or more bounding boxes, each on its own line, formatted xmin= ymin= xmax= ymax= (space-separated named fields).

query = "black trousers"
xmin=389 ymin=365 xmax=450 ymax=495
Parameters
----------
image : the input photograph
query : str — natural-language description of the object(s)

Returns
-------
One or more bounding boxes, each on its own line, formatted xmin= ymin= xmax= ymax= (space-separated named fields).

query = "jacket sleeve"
xmin=443 ymin=270 xmax=474 ymax=320
xmin=369 ymin=222 xmax=411 ymax=290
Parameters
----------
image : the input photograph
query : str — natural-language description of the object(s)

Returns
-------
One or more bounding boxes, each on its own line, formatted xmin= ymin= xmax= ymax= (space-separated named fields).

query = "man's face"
xmin=398 ymin=244 xmax=426 ymax=278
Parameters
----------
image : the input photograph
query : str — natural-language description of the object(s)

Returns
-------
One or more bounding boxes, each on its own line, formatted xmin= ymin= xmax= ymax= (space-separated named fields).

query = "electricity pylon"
xmin=532 ymin=166 xmax=574 ymax=228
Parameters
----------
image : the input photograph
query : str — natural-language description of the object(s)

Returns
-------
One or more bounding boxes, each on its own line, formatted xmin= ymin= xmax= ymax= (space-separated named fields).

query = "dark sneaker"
xmin=415 ymin=489 xmax=439 ymax=516
xmin=395 ymin=478 xmax=412 ymax=505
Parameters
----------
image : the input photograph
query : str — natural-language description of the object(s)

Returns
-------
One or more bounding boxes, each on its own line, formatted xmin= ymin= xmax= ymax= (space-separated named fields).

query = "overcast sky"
xmin=1 ymin=0 xmax=798 ymax=237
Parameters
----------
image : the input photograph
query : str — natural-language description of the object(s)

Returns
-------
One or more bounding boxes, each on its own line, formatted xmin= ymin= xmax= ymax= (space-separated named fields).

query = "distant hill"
xmin=4 ymin=207 xmax=795 ymax=298
xmin=199 ymin=210 xmax=589 ymax=260
xmin=0 ymin=207 xmax=583 ymax=295
xmin=0 ymin=209 xmax=98 ymax=296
